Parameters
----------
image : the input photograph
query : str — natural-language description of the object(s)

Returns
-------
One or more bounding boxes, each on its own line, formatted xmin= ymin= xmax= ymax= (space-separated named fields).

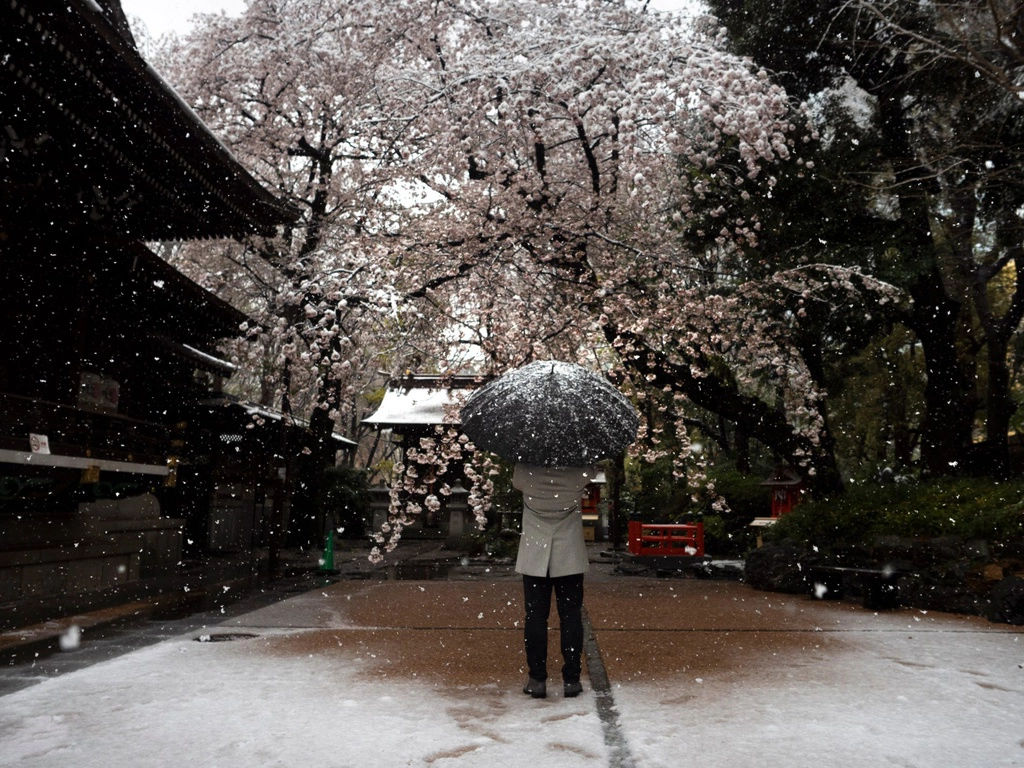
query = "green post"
xmin=321 ymin=529 xmax=335 ymax=571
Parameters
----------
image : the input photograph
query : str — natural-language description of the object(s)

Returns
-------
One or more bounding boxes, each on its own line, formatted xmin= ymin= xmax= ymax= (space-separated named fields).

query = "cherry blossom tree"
xmin=158 ymin=0 xmax=453 ymax=436
xmin=352 ymin=0 xmax=892 ymax=492
xmin=156 ymin=0 xmax=898 ymax=541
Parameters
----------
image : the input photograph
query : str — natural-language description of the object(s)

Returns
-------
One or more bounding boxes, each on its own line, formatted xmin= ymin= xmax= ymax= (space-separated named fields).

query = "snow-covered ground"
xmin=0 ymin=631 xmax=606 ymax=767
xmin=0 ymin=578 xmax=1021 ymax=767
xmin=614 ymin=626 xmax=1024 ymax=767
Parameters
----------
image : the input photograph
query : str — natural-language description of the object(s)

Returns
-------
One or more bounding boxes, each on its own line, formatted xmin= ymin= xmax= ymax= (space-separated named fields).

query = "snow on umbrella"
xmin=460 ymin=360 xmax=639 ymax=467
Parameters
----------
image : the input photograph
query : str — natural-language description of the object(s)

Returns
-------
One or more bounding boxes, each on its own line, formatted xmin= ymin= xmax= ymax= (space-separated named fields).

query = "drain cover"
xmin=194 ymin=632 xmax=259 ymax=643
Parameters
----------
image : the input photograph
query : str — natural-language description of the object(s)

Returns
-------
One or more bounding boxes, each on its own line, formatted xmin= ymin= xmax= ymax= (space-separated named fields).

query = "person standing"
xmin=513 ymin=462 xmax=594 ymax=699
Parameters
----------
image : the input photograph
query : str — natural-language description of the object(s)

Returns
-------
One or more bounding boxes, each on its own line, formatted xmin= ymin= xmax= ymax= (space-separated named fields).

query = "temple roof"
xmin=200 ymin=397 xmax=359 ymax=449
xmin=760 ymin=464 xmax=804 ymax=487
xmin=1 ymin=0 xmax=299 ymax=240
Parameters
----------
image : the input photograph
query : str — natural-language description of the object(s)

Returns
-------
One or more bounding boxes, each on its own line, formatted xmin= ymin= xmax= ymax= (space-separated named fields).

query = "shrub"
xmin=621 ymin=464 xmax=769 ymax=555
xmin=319 ymin=465 xmax=372 ymax=539
xmin=766 ymin=477 xmax=1024 ymax=548
xmin=466 ymin=525 xmax=520 ymax=560
xmin=712 ymin=468 xmax=771 ymax=521
xmin=623 ymin=454 xmax=691 ymax=521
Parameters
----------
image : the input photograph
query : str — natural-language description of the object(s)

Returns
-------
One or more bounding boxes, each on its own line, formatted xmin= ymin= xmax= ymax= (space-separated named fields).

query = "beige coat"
xmin=513 ymin=464 xmax=595 ymax=578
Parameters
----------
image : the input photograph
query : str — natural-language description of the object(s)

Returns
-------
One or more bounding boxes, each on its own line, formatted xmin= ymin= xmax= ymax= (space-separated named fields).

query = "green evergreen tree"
xmin=704 ymin=0 xmax=1024 ymax=477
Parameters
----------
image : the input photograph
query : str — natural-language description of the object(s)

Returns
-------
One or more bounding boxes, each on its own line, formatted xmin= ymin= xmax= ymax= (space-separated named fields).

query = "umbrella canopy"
xmin=460 ymin=360 xmax=639 ymax=467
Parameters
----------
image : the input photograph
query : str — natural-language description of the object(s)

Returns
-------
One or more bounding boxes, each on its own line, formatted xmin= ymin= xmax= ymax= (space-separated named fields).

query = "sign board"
xmin=78 ymin=371 xmax=120 ymax=413
xmin=29 ymin=433 xmax=50 ymax=454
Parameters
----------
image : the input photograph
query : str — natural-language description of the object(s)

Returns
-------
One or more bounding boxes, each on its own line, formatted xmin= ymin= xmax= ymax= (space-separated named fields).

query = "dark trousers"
xmin=522 ymin=573 xmax=584 ymax=684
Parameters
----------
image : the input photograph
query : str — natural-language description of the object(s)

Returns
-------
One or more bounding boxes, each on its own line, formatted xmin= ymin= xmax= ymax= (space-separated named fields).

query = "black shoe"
xmin=523 ymin=678 xmax=547 ymax=699
xmin=563 ymin=681 xmax=583 ymax=698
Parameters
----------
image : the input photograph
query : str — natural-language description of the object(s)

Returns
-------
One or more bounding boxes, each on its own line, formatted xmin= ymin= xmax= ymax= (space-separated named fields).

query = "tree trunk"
xmin=967 ymin=224 xmax=1024 ymax=478
xmin=873 ymin=86 xmax=977 ymax=477
xmin=609 ymin=327 xmax=843 ymax=496
xmin=979 ymin=332 xmax=1015 ymax=476
xmin=734 ymin=428 xmax=751 ymax=474
xmin=909 ymin=272 xmax=976 ymax=475
xmin=268 ymin=362 xmax=293 ymax=576
xmin=886 ymin=365 xmax=914 ymax=470
xmin=297 ymin=403 xmax=339 ymax=547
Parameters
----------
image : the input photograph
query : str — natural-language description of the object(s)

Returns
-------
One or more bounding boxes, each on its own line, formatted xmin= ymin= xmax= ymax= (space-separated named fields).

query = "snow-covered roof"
xmin=362 ymin=386 xmax=468 ymax=428
xmin=362 ymin=374 xmax=484 ymax=428
xmin=182 ymin=344 xmax=235 ymax=371
xmin=239 ymin=403 xmax=358 ymax=447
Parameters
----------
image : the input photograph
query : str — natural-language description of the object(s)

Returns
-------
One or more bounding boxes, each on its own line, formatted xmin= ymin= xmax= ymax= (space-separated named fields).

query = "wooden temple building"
xmin=0 ymin=0 xmax=324 ymax=626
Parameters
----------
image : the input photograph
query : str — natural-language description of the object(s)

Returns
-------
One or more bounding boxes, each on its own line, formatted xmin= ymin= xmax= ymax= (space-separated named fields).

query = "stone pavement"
xmin=0 ymin=539 xmax=444 ymax=669
xmin=0 ymin=540 xmax=445 ymax=690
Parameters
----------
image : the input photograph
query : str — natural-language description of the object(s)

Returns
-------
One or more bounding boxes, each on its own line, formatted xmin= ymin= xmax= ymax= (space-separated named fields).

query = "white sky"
xmin=121 ymin=0 xmax=696 ymax=38
xmin=120 ymin=0 xmax=248 ymax=38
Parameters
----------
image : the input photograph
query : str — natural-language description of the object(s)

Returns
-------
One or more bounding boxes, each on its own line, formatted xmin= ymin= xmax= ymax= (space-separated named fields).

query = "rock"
xmin=692 ymin=559 xmax=745 ymax=580
xmin=987 ymin=576 xmax=1024 ymax=625
xmin=744 ymin=542 xmax=818 ymax=594
xmin=614 ymin=560 xmax=652 ymax=576
xmin=898 ymin=576 xmax=983 ymax=615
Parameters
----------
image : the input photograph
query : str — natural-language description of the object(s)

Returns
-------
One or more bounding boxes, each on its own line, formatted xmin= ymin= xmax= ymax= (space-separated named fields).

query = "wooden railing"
xmin=627 ymin=520 xmax=705 ymax=557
